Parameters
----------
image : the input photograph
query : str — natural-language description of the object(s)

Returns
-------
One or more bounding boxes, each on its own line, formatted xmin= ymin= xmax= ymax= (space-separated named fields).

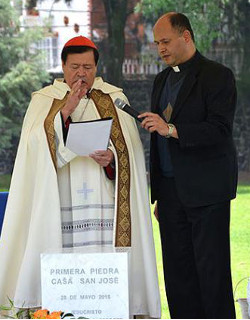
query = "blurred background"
xmin=0 ymin=0 xmax=250 ymax=176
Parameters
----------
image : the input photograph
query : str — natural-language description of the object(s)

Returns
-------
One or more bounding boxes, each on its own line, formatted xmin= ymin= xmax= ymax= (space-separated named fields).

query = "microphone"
xmin=114 ymin=98 xmax=143 ymax=123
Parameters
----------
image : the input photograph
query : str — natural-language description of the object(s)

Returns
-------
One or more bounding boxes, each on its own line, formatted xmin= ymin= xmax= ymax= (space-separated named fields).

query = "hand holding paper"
xmin=66 ymin=117 xmax=113 ymax=156
xmin=89 ymin=149 xmax=114 ymax=167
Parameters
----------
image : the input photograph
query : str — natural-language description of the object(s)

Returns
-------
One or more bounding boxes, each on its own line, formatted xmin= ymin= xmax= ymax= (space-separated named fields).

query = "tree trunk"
xmin=102 ymin=0 xmax=128 ymax=87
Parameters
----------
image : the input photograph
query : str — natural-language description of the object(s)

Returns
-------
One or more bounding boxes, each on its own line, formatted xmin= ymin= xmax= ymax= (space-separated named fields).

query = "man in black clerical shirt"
xmin=139 ymin=12 xmax=237 ymax=319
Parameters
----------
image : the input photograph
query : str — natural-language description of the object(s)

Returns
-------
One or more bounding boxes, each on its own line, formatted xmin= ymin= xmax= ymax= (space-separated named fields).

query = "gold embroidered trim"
xmin=44 ymin=95 xmax=68 ymax=170
xmin=90 ymin=89 xmax=131 ymax=247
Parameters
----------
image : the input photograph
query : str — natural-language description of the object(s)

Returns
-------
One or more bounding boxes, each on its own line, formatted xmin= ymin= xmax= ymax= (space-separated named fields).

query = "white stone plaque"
xmin=41 ymin=249 xmax=129 ymax=319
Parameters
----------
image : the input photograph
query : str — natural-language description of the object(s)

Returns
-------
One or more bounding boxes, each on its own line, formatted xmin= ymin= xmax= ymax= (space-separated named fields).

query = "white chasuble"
xmin=55 ymin=99 xmax=115 ymax=248
xmin=0 ymin=78 xmax=161 ymax=318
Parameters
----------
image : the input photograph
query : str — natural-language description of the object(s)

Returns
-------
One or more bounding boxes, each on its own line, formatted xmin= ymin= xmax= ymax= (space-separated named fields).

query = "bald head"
xmin=153 ymin=12 xmax=174 ymax=30
xmin=154 ymin=12 xmax=195 ymax=42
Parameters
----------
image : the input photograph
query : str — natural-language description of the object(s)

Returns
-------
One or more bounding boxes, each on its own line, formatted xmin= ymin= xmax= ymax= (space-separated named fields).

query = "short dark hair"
xmin=168 ymin=13 xmax=195 ymax=42
xmin=61 ymin=46 xmax=99 ymax=65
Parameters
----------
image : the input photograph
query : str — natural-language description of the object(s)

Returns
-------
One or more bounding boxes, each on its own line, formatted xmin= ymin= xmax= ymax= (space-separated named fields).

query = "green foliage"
xmin=0 ymin=296 xmax=29 ymax=319
xmin=0 ymin=0 xmax=50 ymax=153
xmin=136 ymin=0 xmax=221 ymax=53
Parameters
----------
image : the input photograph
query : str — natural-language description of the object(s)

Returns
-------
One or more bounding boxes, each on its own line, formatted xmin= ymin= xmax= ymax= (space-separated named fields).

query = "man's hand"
xmin=61 ymin=79 xmax=88 ymax=122
xmin=89 ymin=149 xmax=114 ymax=167
xmin=138 ymin=112 xmax=178 ymax=138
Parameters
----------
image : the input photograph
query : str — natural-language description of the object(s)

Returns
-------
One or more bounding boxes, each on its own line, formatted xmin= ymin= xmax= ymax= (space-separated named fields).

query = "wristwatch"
xmin=165 ymin=123 xmax=175 ymax=138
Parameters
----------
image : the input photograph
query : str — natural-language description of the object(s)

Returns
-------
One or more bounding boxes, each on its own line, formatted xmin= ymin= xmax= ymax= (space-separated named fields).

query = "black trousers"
xmin=157 ymin=177 xmax=236 ymax=319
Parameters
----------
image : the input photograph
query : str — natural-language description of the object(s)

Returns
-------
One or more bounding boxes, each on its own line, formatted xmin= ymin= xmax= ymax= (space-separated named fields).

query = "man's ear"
xmin=183 ymin=30 xmax=192 ymax=43
xmin=61 ymin=60 xmax=66 ymax=71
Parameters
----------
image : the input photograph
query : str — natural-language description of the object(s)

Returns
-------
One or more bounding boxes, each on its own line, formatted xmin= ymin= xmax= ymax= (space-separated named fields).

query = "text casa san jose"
xmin=49 ymin=267 xmax=119 ymax=285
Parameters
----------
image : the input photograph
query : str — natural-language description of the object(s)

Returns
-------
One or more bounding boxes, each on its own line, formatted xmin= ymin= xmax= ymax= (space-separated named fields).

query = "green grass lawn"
xmin=0 ymin=174 xmax=249 ymax=318
xmin=152 ymin=183 xmax=250 ymax=319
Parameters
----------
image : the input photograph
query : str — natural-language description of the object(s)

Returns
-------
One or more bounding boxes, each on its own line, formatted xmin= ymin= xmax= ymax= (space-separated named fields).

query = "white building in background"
xmin=21 ymin=0 xmax=91 ymax=72
xmin=19 ymin=0 xmax=163 ymax=76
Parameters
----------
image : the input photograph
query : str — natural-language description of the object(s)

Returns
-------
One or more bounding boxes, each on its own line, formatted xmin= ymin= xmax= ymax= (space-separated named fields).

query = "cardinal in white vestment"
xmin=0 ymin=36 xmax=161 ymax=318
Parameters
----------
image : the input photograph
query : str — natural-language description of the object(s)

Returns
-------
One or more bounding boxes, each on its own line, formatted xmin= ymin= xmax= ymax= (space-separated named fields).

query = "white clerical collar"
xmin=172 ymin=66 xmax=180 ymax=72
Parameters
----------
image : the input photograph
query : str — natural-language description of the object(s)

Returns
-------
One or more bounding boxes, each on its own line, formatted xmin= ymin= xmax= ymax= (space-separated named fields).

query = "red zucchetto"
xmin=64 ymin=36 xmax=97 ymax=49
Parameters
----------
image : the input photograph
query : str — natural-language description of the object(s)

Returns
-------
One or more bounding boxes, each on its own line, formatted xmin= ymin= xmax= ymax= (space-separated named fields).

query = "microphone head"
xmin=114 ymin=98 xmax=126 ymax=109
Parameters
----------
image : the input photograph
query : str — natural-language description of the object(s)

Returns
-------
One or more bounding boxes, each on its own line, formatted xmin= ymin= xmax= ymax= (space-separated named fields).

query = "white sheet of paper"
xmin=66 ymin=117 xmax=113 ymax=156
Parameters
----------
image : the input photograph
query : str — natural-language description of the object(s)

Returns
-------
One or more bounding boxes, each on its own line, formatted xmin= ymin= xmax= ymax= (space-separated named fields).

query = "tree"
xmin=0 ymin=0 xmax=50 ymax=171
xmin=101 ymin=0 xmax=128 ymax=87
xmin=136 ymin=0 xmax=221 ymax=53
